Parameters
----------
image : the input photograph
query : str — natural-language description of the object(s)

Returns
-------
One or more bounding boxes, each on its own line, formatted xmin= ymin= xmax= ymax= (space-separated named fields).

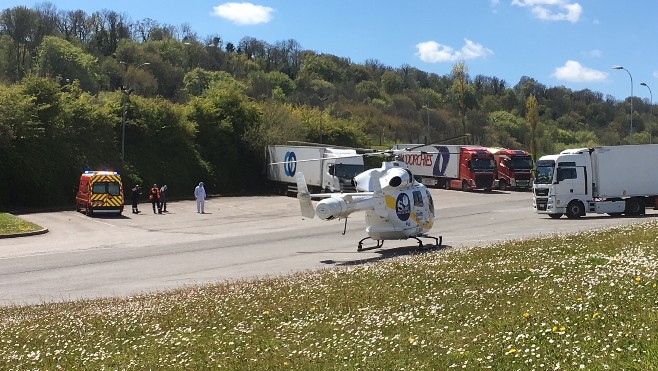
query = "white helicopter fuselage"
xmin=297 ymin=161 xmax=436 ymax=242
xmin=364 ymin=183 xmax=434 ymax=240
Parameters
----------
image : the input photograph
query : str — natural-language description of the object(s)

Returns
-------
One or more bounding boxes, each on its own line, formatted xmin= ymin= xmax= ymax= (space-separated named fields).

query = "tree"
xmin=449 ymin=61 xmax=478 ymax=143
xmin=526 ymin=94 xmax=539 ymax=159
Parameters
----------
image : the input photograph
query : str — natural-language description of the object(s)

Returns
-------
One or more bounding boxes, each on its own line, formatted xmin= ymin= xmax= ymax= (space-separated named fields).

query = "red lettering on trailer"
xmin=403 ymin=153 xmax=433 ymax=167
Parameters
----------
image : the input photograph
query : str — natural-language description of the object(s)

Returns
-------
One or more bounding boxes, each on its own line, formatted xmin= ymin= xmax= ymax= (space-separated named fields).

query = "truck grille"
xmin=534 ymin=188 xmax=549 ymax=196
xmin=536 ymin=197 xmax=548 ymax=211
xmin=475 ymin=174 xmax=494 ymax=189
xmin=516 ymin=173 xmax=532 ymax=180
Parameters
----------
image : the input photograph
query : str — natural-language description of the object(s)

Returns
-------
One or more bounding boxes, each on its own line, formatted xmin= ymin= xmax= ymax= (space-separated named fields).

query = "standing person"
xmin=131 ymin=185 xmax=141 ymax=214
xmin=194 ymin=182 xmax=206 ymax=213
xmin=149 ymin=183 xmax=162 ymax=214
xmin=160 ymin=185 xmax=168 ymax=212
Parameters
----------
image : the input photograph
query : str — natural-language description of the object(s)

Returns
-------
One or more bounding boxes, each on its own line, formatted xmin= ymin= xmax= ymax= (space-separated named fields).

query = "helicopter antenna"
xmin=342 ymin=217 xmax=348 ymax=235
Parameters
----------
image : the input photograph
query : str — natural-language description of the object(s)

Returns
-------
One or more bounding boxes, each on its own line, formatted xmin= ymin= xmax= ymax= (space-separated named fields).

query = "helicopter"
xmin=294 ymin=157 xmax=442 ymax=252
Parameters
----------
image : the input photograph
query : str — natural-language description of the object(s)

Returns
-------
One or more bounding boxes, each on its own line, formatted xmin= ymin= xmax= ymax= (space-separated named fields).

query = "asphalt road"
xmin=1 ymin=190 xmax=655 ymax=306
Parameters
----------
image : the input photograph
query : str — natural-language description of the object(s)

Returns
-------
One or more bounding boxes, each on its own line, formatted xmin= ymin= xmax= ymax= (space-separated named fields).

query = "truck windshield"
xmin=471 ymin=156 xmax=496 ymax=170
xmin=335 ymin=164 xmax=365 ymax=178
xmin=92 ymin=182 xmax=121 ymax=196
xmin=534 ymin=160 xmax=555 ymax=184
xmin=509 ymin=156 xmax=533 ymax=170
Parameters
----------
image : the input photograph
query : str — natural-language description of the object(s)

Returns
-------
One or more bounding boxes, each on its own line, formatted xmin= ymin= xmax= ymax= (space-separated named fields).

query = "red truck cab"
xmin=488 ymin=148 xmax=534 ymax=190
xmin=448 ymin=146 xmax=497 ymax=191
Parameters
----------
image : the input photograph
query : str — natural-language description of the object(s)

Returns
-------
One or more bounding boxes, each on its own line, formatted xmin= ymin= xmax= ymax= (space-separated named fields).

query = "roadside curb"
xmin=0 ymin=228 xmax=49 ymax=239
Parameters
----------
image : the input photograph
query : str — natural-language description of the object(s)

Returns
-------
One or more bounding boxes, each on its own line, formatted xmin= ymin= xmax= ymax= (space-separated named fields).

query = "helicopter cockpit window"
xmin=413 ymin=190 xmax=423 ymax=207
xmin=426 ymin=190 xmax=434 ymax=214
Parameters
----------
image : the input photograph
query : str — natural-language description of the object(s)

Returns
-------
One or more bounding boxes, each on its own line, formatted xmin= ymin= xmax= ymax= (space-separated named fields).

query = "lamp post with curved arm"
xmin=613 ymin=65 xmax=634 ymax=144
xmin=118 ymin=62 xmax=150 ymax=164
xmin=640 ymin=82 xmax=652 ymax=144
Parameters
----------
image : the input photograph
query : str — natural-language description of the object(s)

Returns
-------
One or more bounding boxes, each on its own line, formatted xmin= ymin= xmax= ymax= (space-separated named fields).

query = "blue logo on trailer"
xmin=284 ymin=151 xmax=297 ymax=176
xmin=433 ymin=146 xmax=451 ymax=176
xmin=396 ymin=193 xmax=411 ymax=221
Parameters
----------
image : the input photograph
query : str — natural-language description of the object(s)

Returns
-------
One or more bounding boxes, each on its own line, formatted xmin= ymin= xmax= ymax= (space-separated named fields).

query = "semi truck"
xmin=393 ymin=144 xmax=497 ymax=191
xmin=533 ymin=145 xmax=658 ymax=219
xmin=266 ymin=145 xmax=365 ymax=194
xmin=487 ymin=147 xmax=534 ymax=190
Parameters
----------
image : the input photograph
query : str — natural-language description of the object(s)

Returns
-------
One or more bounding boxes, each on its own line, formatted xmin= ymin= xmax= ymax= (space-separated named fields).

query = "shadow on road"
xmin=321 ymin=244 xmax=451 ymax=267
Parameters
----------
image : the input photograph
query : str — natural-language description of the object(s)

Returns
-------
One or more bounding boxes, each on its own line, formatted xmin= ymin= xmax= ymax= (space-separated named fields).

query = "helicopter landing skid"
xmin=356 ymin=235 xmax=443 ymax=252
xmin=357 ymin=237 xmax=384 ymax=252
xmin=414 ymin=234 xmax=443 ymax=250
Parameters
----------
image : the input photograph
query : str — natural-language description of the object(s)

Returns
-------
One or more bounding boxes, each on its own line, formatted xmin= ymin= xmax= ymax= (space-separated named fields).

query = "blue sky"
xmin=6 ymin=0 xmax=658 ymax=101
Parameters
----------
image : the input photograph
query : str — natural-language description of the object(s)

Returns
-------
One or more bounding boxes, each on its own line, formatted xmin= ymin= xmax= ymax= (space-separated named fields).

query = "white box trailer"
xmin=533 ymin=145 xmax=658 ymax=218
xmin=266 ymin=145 xmax=365 ymax=194
xmin=590 ymin=145 xmax=658 ymax=197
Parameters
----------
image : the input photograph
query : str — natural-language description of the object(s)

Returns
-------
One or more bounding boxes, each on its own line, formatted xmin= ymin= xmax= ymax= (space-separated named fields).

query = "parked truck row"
xmin=266 ymin=144 xmax=535 ymax=195
xmin=533 ymin=144 xmax=658 ymax=218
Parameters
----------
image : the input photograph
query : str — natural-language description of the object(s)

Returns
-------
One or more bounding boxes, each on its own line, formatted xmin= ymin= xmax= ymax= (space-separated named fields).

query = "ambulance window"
xmin=107 ymin=182 xmax=121 ymax=196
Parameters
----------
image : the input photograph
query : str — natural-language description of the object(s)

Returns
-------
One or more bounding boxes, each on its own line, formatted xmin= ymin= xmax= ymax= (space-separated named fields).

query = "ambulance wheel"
xmin=85 ymin=206 xmax=93 ymax=217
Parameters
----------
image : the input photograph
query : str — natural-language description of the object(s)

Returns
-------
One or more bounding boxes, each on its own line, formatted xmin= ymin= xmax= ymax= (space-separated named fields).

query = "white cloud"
xmin=582 ymin=49 xmax=602 ymax=58
xmin=512 ymin=0 xmax=582 ymax=23
xmin=416 ymin=39 xmax=493 ymax=63
xmin=211 ymin=2 xmax=274 ymax=25
xmin=552 ymin=60 xmax=607 ymax=83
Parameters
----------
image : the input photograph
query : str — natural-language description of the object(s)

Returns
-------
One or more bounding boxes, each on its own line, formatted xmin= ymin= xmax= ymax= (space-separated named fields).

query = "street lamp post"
xmin=423 ymin=98 xmax=430 ymax=144
xmin=613 ymin=65 xmax=634 ymax=144
xmin=120 ymin=85 xmax=134 ymax=164
xmin=641 ymin=82 xmax=653 ymax=144
xmin=319 ymin=96 xmax=328 ymax=144
xmin=118 ymin=61 xmax=150 ymax=164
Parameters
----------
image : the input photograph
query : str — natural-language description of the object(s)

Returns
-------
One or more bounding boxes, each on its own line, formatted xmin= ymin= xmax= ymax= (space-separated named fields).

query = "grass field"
xmin=1 ymin=221 xmax=657 ymax=369
xmin=0 ymin=213 xmax=42 ymax=235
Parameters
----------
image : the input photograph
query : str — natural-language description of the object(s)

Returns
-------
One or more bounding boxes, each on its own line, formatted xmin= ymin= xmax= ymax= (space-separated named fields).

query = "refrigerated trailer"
xmin=533 ymin=145 xmax=658 ymax=218
xmin=266 ymin=145 xmax=365 ymax=194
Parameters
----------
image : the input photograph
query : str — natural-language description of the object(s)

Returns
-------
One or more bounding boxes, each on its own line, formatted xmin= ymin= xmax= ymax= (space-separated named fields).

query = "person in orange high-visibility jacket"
xmin=149 ymin=184 xmax=162 ymax=214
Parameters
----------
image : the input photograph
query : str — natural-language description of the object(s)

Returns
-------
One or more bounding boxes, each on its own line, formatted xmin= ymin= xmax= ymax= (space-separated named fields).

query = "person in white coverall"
xmin=194 ymin=182 xmax=206 ymax=213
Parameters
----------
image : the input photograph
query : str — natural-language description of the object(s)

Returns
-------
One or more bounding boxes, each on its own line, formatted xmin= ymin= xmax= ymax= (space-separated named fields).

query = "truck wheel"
xmin=624 ymin=198 xmax=644 ymax=216
xmin=443 ymin=181 xmax=451 ymax=190
xmin=85 ymin=205 xmax=93 ymax=217
xmin=498 ymin=180 xmax=507 ymax=191
xmin=461 ymin=180 xmax=469 ymax=191
xmin=548 ymin=213 xmax=563 ymax=219
xmin=566 ymin=201 xmax=584 ymax=219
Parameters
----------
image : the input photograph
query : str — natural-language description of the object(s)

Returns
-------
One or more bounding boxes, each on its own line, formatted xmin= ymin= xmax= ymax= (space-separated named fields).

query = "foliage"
xmin=0 ymin=3 xmax=653 ymax=209
xmin=0 ymin=213 xmax=41 ymax=234
xmin=2 ymin=222 xmax=658 ymax=368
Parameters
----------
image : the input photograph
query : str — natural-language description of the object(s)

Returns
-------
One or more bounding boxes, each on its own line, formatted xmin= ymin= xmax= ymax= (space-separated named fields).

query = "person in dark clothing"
xmin=149 ymin=184 xmax=162 ymax=214
xmin=131 ymin=185 xmax=141 ymax=214
xmin=160 ymin=184 xmax=168 ymax=212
